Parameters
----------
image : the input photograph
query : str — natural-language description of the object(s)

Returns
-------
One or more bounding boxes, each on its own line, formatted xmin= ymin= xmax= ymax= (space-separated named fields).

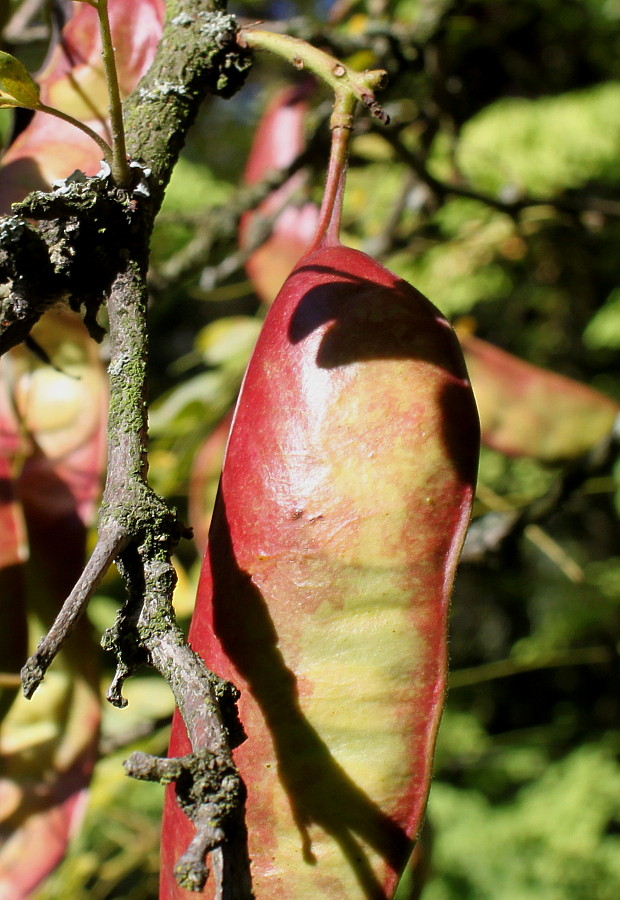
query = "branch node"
xmin=125 ymin=747 xmax=245 ymax=892
xmin=124 ymin=750 xmax=185 ymax=783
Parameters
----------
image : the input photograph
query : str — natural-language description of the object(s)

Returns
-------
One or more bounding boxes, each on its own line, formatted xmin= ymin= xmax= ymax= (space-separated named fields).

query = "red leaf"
xmin=460 ymin=333 xmax=619 ymax=461
xmin=240 ymin=83 xmax=319 ymax=304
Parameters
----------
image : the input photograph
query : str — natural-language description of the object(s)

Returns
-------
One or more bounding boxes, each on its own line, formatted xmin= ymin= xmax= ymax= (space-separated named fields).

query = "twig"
xmin=450 ymin=645 xmax=614 ymax=689
xmin=383 ymin=130 xmax=620 ymax=219
xmin=149 ymin=129 xmax=325 ymax=295
xmin=95 ymin=0 xmax=130 ymax=185
xmin=3 ymin=0 xmax=50 ymax=43
xmin=21 ymin=527 xmax=126 ymax=698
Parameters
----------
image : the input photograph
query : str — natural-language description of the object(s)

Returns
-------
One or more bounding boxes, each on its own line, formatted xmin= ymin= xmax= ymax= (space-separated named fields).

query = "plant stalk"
xmin=237 ymin=28 xmax=388 ymax=250
xmin=96 ymin=0 xmax=130 ymax=186
xmin=238 ymin=28 xmax=388 ymax=129
xmin=312 ymin=104 xmax=356 ymax=249
xmin=37 ymin=103 xmax=112 ymax=163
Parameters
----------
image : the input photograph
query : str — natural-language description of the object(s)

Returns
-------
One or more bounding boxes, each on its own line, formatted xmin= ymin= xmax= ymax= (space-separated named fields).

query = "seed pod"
xmin=164 ymin=251 xmax=478 ymax=900
xmin=163 ymin=97 xmax=479 ymax=898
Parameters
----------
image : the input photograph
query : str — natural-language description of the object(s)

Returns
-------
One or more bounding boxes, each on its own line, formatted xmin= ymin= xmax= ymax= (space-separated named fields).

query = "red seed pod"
xmin=164 ymin=244 xmax=478 ymax=900
xmin=163 ymin=104 xmax=479 ymax=900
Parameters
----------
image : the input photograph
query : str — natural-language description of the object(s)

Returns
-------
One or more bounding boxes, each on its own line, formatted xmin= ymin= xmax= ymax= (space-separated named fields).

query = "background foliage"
xmin=1 ymin=0 xmax=619 ymax=897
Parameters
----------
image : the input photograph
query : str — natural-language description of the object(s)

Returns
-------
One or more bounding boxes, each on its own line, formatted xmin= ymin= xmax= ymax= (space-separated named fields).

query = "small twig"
xmin=238 ymin=27 xmax=389 ymax=127
xmin=383 ymin=130 xmax=620 ymax=219
xmin=198 ymin=186 xmax=310 ymax=293
xmin=3 ymin=0 xmax=50 ymax=43
xmin=450 ymin=645 xmax=614 ymax=689
xmin=149 ymin=134 xmax=324 ymax=294
xmin=21 ymin=527 xmax=126 ymax=698
xmin=362 ymin=169 xmax=417 ymax=259
xmin=125 ymin=748 xmax=249 ymax=894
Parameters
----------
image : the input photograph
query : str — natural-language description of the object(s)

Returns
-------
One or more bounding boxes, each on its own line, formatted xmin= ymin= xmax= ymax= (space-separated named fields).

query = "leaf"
xmin=0 ymin=51 xmax=39 ymax=109
xmin=584 ymin=287 xmax=620 ymax=350
xmin=387 ymin=199 xmax=515 ymax=318
xmin=240 ymin=83 xmax=320 ymax=304
xmin=426 ymin=746 xmax=620 ymax=900
xmin=0 ymin=0 xmax=165 ymax=210
xmin=459 ymin=332 xmax=619 ymax=461
xmin=457 ymin=82 xmax=620 ymax=196
xmin=196 ymin=316 xmax=262 ymax=367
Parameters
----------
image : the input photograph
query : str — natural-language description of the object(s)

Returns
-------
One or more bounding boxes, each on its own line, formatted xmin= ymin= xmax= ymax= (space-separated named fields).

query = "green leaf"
xmin=0 ymin=51 xmax=40 ymax=109
xmin=457 ymin=82 xmax=620 ymax=196
xmin=196 ymin=316 xmax=262 ymax=367
xmin=584 ymin=288 xmax=620 ymax=350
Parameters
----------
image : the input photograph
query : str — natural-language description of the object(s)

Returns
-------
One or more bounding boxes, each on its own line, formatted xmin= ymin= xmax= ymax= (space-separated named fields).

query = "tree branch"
xmin=383 ymin=129 xmax=620 ymax=220
xmin=12 ymin=2 xmax=257 ymax=894
xmin=123 ymin=0 xmax=252 ymax=216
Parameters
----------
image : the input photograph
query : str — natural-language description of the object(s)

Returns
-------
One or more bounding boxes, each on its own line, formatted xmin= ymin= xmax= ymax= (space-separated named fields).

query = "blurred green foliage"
xmin=1 ymin=0 xmax=614 ymax=896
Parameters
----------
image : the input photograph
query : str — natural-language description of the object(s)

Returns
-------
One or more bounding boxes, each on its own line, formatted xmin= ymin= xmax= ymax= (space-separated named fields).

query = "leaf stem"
xmin=95 ymin=0 xmax=130 ymax=187
xmin=37 ymin=103 xmax=112 ymax=163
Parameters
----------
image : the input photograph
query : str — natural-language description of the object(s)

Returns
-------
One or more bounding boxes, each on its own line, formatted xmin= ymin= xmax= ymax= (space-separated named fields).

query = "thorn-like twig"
xmin=21 ymin=526 xmax=126 ymax=698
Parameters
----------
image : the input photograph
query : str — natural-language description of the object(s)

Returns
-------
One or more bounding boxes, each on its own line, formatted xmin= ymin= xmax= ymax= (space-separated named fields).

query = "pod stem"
xmin=313 ymin=116 xmax=352 ymax=249
xmin=237 ymin=28 xmax=389 ymax=247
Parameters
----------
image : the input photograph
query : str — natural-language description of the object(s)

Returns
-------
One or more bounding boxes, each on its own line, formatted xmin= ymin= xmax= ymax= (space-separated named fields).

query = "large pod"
xmin=162 ymin=240 xmax=479 ymax=899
